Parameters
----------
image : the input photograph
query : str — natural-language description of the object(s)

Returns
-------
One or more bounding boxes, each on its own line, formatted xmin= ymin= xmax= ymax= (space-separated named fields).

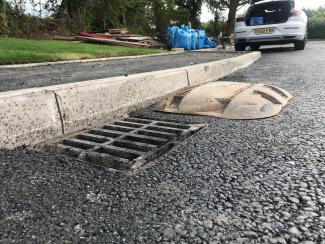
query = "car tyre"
xmin=235 ymin=43 xmax=246 ymax=51
xmin=250 ymin=43 xmax=261 ymax=51
xmin=294 ymin=37 xmax=307 ymax=50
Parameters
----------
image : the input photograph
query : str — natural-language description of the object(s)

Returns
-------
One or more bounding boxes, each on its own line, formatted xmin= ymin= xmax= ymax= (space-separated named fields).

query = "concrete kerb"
xmin=186 ymin=51 xmax=261 ymax=86
xmin=54 ymin=69 xmax=189 ymax=135
xmin=0 ymin=88 xmax=62 ymax=148
xmin=0 ymin=51 xmax=261 ymax=149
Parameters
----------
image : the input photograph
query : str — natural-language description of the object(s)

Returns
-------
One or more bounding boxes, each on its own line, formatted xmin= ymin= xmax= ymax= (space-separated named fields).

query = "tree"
xmin=123 ymin=0 xmax=151 ymax=33
xmin=150 ymin=0 xmax=169 ymax=41
xmin=206 ymin=0 xmax=248 ymax=36
xmin=44 ymin=0 xmax=154 ymax=32
xmin=0 ymin=0 xmax=9 ymax=35
xmin=205 ymin=0 xmax=225 ymax=35
xmin=174 ymin=0 xmax=203 ymax=28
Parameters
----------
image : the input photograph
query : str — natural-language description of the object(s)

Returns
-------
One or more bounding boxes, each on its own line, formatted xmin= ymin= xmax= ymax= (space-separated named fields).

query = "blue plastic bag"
xmin=203 ymin=36 xmax=217 ymax=48
xmin=174 ymin=27 xmax=191 ymax=50
xmin=197 ymin=30 xmax=205 ymax=49
xmin=167 ymin=26 xmax=178 ymax=49
xmin=167 ymin=25 xmax=217 ymax=50
xmin=190 ymin=30 xmax=198 ymax=50
xmin=182 ymin=26 xmax=190 ymax=32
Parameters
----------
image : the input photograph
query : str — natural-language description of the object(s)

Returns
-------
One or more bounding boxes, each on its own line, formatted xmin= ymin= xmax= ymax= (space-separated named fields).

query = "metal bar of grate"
xmin=135 ymin=129 xmax=175 ymax=139
xmin=48 ymin=116 xmax=204 ymax=171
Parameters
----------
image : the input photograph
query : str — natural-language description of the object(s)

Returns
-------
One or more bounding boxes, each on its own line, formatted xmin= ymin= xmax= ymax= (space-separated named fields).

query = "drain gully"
xmin=46 ymin=116 xmax=204 ymax=171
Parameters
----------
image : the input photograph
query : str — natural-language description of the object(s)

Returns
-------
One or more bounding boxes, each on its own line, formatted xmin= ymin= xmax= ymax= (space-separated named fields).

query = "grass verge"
xmin=0 ymin=38 xmax=163 ymax=65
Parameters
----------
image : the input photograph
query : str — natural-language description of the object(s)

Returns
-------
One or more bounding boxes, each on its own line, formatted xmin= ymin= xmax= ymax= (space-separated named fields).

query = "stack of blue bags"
xmin=167 ymin=26 xmax=217 ymax=50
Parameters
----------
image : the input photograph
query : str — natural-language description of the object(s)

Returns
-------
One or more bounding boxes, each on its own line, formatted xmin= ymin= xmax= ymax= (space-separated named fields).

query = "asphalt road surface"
xmin=0 ymin=51 xmax=240 ymax=93
xmin=0 ymin=41 xmax=324 ymax=243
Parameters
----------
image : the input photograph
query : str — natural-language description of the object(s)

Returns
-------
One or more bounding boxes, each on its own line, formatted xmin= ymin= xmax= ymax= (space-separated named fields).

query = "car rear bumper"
xmin=235 ymin=34 xmax=305 ymax=44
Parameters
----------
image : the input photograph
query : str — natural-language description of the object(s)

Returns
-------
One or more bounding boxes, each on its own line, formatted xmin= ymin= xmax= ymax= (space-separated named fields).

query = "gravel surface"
xmin=0 ymin=41 xmax=325 ymax=243
xmin=0 ymin=51 xmax=240 ymax=93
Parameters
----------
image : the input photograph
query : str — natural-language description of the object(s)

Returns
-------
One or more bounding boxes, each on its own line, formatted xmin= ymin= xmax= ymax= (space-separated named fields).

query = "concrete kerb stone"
xmin=0 ymin=89 xmax=62 ymax=148
xmin=186 ymin=51 xmax=261 ymax=86
xmin=0 ymin=51 xmax=261 ymax=149
xmin=53 ymin=69 xmax=189 ymax=135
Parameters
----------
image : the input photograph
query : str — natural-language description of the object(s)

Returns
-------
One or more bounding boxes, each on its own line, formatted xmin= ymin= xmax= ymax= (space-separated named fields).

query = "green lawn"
xmin=0 ymin=38 xmax=163 ymax=65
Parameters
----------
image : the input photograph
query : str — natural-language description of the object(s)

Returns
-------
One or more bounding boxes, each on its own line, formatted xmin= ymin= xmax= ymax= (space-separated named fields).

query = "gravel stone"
xmin=203 ymin=220 xmax=213 ymax=229
xmin=163 ymin=226 xmax=175 ymax=239
xmin=319 ymin=198 xmax=325 ymax=205
xmin=288 ymin=226 xmax=301 ymax=237
xmin=288 ymin=197 xmax=300 ymax=204
xmin=269 ymin=237 xmax=287 ymax=244
xmin=243 ymin=231 xmax=258 ymax=238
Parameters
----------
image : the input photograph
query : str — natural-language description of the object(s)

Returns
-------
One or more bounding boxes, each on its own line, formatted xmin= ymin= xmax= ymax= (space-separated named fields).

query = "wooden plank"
xmin=108 ymin=28 xmax=129 ymax=34
xmin=116 ymin=36 xmax=152 ymax=42
xmin=101 ymin=33 xmax=146 ymax=38
xmin=53 ymin=36 xmax=84 ymax=42
xmin=78 ymin=36 xmax=150 ymax=48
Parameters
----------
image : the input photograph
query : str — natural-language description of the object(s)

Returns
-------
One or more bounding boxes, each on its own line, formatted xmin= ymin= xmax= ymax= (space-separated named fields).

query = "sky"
xmin=201 ymin=0 xmax=325 ymax=22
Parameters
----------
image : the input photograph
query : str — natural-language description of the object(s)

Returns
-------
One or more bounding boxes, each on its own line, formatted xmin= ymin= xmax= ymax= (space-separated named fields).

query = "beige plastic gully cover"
xmin=155 ymin=81 xmax=293 ymax=120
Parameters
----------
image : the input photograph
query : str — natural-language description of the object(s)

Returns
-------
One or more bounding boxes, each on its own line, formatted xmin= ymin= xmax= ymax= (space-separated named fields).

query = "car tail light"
xmin=291 ymin=9 xmax=302 ymax=17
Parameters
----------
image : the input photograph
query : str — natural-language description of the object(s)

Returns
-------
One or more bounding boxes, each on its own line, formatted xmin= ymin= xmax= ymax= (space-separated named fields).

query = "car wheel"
xmin=235 ymin=43 xmax=246 ymax=51
xmin=294 ymin=37 xmax=307 ymax=50
xmin=250 ymin=43 xmax=261 ymax=51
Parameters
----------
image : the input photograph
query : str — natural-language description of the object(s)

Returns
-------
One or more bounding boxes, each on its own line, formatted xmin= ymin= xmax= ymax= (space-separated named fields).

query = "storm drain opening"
xmin=47 ymin=117 xmax=204 ymax=171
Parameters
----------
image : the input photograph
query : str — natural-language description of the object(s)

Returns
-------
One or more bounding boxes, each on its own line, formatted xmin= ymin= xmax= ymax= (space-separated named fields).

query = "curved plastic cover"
xmin=155 ymin=81 xmax=293 ymax=120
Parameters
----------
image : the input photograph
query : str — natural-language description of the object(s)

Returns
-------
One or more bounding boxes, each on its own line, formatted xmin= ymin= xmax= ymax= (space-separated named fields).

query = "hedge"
xmin=308 ymin=17 xmax=325 ymax=39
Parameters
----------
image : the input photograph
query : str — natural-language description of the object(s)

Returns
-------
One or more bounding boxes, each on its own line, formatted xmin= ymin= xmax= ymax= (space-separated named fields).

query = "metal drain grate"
xmin=50 ymin=117 xmax=204 ymax=171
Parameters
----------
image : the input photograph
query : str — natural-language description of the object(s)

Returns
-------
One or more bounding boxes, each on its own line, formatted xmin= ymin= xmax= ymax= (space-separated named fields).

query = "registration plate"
xmin=255 ymin=28 xmax=275 ymax=35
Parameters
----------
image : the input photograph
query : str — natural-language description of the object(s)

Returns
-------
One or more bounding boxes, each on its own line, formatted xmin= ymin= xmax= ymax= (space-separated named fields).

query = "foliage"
xmin=0 ymin=0 xmax=69 ymax=38
xmin=304 ymin=6 xmax=325 ymax=39
xmin=202 ymin=19 xmax=227 ymax=37
xmin=0 ymin=0 xmax=9 ymax=35
xmin=201 ymin=18 xmax=226 ymax=36
xmin=303 ymin=6 xmax=325 ymax=18
xmin=308 ymin=17 xmax=325 ymax=39
xmin=173 ymin=0 xmax=203 ymax=28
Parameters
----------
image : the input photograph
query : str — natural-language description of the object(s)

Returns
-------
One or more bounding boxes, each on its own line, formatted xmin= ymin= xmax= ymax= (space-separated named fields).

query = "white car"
xmin=234 ymin=0 xmax=308 ymax=51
